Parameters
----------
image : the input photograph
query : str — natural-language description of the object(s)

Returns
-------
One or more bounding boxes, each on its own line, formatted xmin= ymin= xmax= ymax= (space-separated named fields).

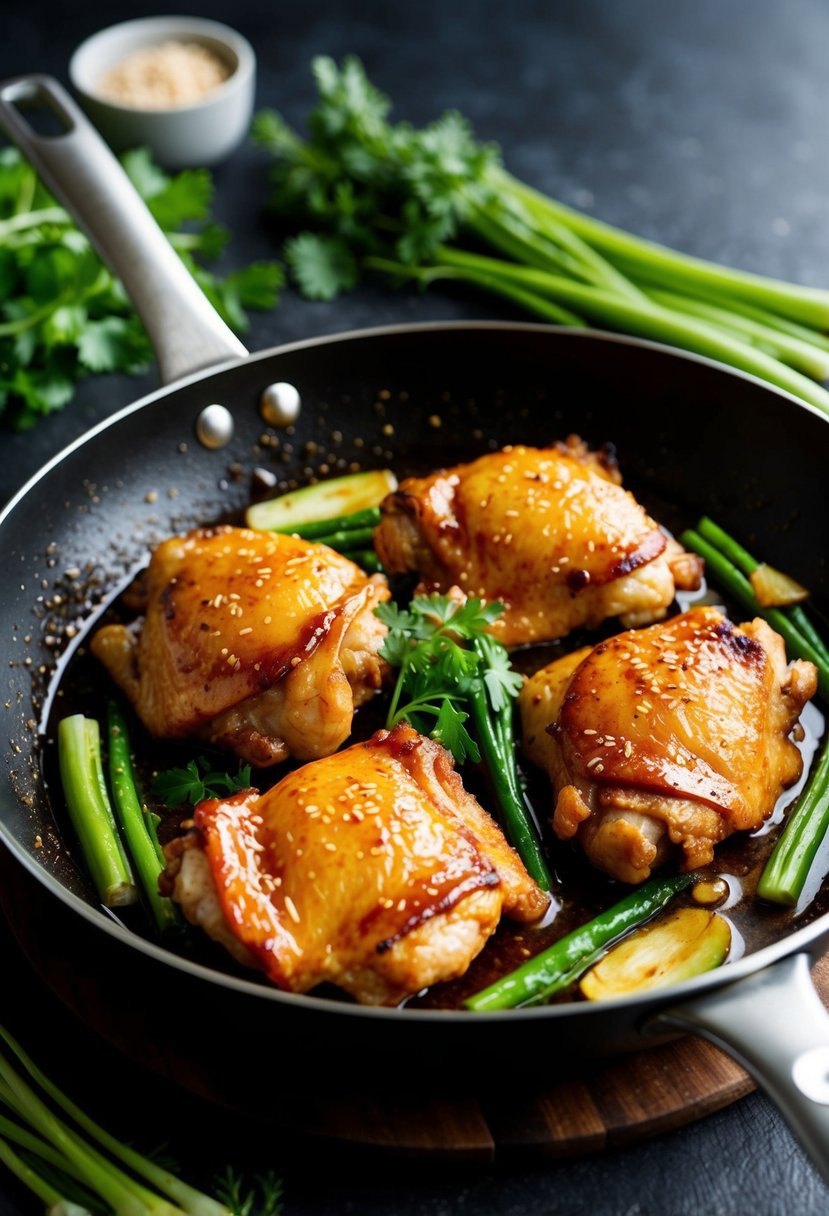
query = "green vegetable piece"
xmin=246 ymin=470 xmax=397 ymax=532
xmin=579 ymin=907 xmax=731 ymax=1001
xmin=107 ymin=702 xmax=182 ymax=936
xmin=152 ymin=755 xmax=254 ymax=807
xmin=758 ymin=742 xmax=829 ymax=907
xmin=57 ymin=715 xmax=136 ymax=908
xmin=253 ymin=56 xmax=829 ymax=416
xmin=0 ymin=1024 xmax=233 ymax=1216
xmin=684 ymin=516 xmax=829 ymax=905
xmin=304 ymin=525 xmax=377 ymax=551
xmin=466 ymin=871 xmax=696 ymax=1011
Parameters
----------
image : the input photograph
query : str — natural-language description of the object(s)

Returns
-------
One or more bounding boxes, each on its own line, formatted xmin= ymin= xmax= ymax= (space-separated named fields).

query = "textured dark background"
xmin=2 ymin=0 xmax=829 ymax=1212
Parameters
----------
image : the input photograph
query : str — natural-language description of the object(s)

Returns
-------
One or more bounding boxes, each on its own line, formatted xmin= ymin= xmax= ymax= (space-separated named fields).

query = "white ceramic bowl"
xmin=69 ymin=15 xmax=256 ymax=168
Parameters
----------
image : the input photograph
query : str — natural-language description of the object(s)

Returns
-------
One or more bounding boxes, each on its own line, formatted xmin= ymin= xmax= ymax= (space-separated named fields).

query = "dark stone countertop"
xmin=1 ymin=1 xmax=829 ymax=1212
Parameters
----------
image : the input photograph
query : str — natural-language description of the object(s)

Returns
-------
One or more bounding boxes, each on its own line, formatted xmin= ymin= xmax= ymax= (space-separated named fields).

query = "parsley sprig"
xmin=253 ymin=55 xmax=829 ymax=417
xmin=151 ymin=755 xmax=253 ymax=807
xmin=377 ymin=594 xmax=551 ymax=889
xmin=0 ymin=146 xmax=283 ymax=429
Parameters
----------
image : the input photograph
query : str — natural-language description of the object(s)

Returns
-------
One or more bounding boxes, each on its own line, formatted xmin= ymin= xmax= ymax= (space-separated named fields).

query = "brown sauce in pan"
xmin=39 ymin=489 xmax=829 ymax=1010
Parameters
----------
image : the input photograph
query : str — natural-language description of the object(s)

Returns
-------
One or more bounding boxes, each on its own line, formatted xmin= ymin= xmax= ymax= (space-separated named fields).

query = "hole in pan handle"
xmin=0 ymin=73 xmax=247 ymax=386
xmin=651 ymin=952 xmax=829 ymax=1183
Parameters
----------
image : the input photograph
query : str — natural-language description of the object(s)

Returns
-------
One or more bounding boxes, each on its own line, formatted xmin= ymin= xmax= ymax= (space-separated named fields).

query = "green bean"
xmin=465 ymin=872 xmax=696 ymax=1011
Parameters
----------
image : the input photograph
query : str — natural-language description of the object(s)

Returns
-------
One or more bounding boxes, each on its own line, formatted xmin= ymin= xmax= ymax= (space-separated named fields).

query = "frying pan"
xmin=2 ymin=75 xmax=829 ymax=1176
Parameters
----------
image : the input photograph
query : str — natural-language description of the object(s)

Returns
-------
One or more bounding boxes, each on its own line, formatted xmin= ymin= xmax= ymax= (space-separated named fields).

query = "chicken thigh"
xmin=520 ymin=606 xmax=817 ymax=883
xmin=162 ymin=723 xmax=550 ymax=1004
xmin=374 ymin=438 xmax=702 ymax=647
xmin=91 ymin=526 xmax=389 ymax=766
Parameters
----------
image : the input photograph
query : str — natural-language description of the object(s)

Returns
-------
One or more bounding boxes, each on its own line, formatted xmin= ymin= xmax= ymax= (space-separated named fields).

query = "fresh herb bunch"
xmin=152 ymin=754 xmax=254 ymax=807
xmin=253 ymin=55 xmax=829 ymax=416
xmin=0 ymin=1023 xmax=240 ymax=1215
xmin=376 ymin=593 xmax=551 ymax=888
xmin=378 ymin=593 xmax=518 ymax=763
xmin=0 ymin=145 xmax=283 ymax=429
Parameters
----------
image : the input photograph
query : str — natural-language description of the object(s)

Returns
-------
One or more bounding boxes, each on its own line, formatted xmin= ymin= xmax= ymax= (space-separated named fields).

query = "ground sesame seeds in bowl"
xmin=69 ymin=16 xmax=256 ymax=167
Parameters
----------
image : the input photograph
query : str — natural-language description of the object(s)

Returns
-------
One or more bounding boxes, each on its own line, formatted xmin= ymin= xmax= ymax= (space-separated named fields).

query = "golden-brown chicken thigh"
xmin=520 ymin=606 xmax=817 ymax=883
xmin=91 ymin=526 xmax=389 ymax=766
xmin=163 ymin=724 xmax=549 ymax=1004
xmin=374 ymin=438 xmax=702 ymax=647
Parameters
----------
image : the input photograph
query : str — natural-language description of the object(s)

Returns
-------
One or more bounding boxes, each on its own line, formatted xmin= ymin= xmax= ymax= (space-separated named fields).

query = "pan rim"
xmin=2 ymin=317 xmax=827 ymax=530
xmin=2 ymin=318 xmax=828 ymax=1026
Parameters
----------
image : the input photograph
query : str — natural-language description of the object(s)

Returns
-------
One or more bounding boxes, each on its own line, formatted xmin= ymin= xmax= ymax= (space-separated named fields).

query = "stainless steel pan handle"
xmin=652 ymin=952 xmax=829 ymax=1182
xmin=0 ymin=74 xmax=247 ymax=384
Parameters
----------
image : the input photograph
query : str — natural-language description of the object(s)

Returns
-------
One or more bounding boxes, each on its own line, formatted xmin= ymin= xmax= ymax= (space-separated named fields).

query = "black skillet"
xmin=2 ymin=76 xmax=829 ymax=1174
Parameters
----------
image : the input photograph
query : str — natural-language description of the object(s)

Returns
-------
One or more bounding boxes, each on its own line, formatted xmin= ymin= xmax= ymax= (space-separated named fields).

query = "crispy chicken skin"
xmin=162 ymin=724 xmax=550 ymax=1004
xmin=374 ymin=438 xmax=702 ymax=646
xmin=90 ymin=526 xmax=389 ymax=766
xmin=520 ymin=607 xmax=817 ymax=884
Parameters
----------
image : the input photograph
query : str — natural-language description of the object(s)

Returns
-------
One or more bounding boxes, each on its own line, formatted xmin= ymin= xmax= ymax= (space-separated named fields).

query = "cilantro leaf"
xmin=284 ymin=232 xmax=359 ymax=301
xmin=432 ymin=700 xmax=480 ymax=765
xmin=376 ymin=590 xmax=517 ymax=767
xmin=121 ymin=147 xmax=170 ymax=199
xmin=0 ymin=145 xmax=282 ymax=430
xmin=152 ymin=756 xmax=254 ymax=807
xmin=480 ymin=638 xmax=525 ymax=712
xmin=76 ymin=316 xmax=152 ymax=374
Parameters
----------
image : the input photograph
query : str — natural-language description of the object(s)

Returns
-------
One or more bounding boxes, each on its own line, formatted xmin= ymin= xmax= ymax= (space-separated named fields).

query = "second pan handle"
xmin=652 ymin=952 xmax=829 ymax=1185
xmin=0 ymin=74 xmax=248 ymax=385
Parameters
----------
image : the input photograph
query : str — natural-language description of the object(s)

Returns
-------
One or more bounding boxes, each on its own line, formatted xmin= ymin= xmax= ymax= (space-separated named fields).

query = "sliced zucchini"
xmin=579 ymin=907 xmax=731 ymax=1001
xmin=246 ymin=469 xmax=397 ymax=532
xmin=750 ymin=562 xmax=809 ymax=608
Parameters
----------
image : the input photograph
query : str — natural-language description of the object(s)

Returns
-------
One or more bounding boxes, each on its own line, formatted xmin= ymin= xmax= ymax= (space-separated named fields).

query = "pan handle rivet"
xmin=792 ymin=1047 xmax=829 ymax=1104
xmin=260 ymin=381 xmax=301 ymax=426
xmin=196 ymin=404 xmax=234 ymax=449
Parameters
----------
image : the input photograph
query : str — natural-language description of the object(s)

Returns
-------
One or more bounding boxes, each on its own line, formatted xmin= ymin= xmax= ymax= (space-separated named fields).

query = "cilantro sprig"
xmin=0 ymin=146 xmax=283 ymax=429
xmin=151 ymin=755 xmax=253 ymax=807
xmin=376 ymin=593 xmax=551 ymax=889
xmin=253 ymin=55 xmax=829 ymax=418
